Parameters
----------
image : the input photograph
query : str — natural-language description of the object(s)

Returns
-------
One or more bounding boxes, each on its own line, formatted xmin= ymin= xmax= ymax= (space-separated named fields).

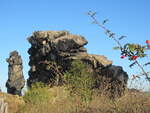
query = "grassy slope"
xmin=0 ymin=92 xmax=24 ymax=113
xmin=12 ymin=86 xmax=150 ymax=113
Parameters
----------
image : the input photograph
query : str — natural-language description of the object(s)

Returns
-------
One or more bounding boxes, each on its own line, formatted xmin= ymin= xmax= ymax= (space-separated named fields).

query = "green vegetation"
xmin=13 ymin=60 xmax=150 ymax=113
xmin=16 ymin=86 xmax=150 ymax=113
xmin=23 ymin=82 xmax=51 ymax=105
xmin=64 ymin=60 xmax=95 ymax=103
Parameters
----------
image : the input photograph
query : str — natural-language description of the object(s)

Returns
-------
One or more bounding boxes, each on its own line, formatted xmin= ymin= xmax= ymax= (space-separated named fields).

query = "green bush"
xmin=23 ymin=82 xmax=51 ymax=105
xmin=64 ymin=60 xmax=95 ymax=103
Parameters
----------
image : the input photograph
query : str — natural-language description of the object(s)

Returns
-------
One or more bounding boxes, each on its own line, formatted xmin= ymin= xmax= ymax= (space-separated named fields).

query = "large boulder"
xmin=27 ymin=31 xmax=128 ymax=95
xmin=6 ymin=51 xmax=25 ymax=96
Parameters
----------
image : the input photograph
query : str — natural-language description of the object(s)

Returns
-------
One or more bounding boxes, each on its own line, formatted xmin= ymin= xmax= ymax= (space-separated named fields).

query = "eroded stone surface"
xmin=27 ymin=31 xmax=128 ymax=95
xmin=6 ymin=51 xmax=25 ymax=96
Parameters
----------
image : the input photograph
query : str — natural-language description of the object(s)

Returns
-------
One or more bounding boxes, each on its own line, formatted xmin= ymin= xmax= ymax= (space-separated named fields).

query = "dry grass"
xmin=0 ymin=92 xmax=24 ymax=113
xmin=15 ymin=86 xmax=150 ymax=113
xmin=89 ymin=91 xmax=150 ymax=113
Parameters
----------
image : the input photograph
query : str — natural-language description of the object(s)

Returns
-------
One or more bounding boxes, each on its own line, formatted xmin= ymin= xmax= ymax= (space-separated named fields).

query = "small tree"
xmin=64 ymin=60 xmax=95 ymax=104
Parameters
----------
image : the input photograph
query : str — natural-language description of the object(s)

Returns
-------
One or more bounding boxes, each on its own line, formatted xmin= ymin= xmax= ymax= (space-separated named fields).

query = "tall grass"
xmin=0 ymin=97 xmax=8 ymax=113
xmin=16 ymin=85 xmax=150 ymax=113
xmin=16 ymin=61 xmax=150 ymax=113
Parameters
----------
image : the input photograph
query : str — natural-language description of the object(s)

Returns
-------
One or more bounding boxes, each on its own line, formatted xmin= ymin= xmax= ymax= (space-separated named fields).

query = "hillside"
xmin=0 ymin=86 xmax=150 ymax=113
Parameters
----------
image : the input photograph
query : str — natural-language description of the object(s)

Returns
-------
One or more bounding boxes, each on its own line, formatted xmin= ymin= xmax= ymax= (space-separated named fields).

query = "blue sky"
xmin=0 ymin=0 xmax=150 ymax=92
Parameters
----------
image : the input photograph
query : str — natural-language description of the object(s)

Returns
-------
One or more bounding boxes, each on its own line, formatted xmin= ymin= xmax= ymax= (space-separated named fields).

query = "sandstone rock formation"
xmin=6 ymin=51 xmax=25 ymax=96
xmin=27 ymin=31 xmax=128 ymax=94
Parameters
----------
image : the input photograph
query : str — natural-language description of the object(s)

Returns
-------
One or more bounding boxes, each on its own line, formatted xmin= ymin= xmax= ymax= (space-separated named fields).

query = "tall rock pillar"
xmin=6 ymin=51 xmax=25 ymax=96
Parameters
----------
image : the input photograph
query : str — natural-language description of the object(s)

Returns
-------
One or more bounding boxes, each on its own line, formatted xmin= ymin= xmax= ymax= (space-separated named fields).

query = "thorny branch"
xmin=87 ymin=11 xmax=150 ymax=82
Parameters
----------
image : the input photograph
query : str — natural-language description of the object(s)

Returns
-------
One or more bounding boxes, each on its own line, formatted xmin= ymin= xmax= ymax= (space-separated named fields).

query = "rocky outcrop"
xmin=27 ymin=31 xmax=128 ymax=93
xmin=6 ymin=51 xmax=25 ymax=96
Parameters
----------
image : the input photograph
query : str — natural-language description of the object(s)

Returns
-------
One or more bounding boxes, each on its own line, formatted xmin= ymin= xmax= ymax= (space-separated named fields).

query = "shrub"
xmin=64 ymin=60 xmax=95 ymax=104
xmin=16 ymin=85 xmax=150 ymax=113
xmin=23 ymin=82 xmax=51 ymax=105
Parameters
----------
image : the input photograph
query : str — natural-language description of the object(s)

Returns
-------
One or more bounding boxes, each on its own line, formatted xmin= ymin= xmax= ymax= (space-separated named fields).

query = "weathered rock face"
xmin=6 ymin=51 xmax=25 ymax=96
xmin=27 ymin=31 xmax=128 ymax=93
xmin=102 ymin=65 xmax=128 ymax=85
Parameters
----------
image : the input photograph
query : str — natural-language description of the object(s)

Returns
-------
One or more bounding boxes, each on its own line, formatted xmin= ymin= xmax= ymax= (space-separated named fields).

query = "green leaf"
xmin=128 ymin=44 xmax=136 ymax=52
xmin=113 ymin=46 xmax=120 ymax=50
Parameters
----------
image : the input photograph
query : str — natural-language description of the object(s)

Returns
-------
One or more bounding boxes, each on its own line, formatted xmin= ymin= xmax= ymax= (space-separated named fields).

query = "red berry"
xmin=132 ymin=56 xmax=138 ymax=60
xmin=146 ymin=40 xmax=150 ymax=44
xmin=121 ymin=55 xmax=126 ymax=59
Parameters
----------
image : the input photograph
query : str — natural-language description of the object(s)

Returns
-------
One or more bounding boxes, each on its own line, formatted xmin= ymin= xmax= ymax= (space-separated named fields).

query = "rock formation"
xmin=27 ymin=31 xmax=128 ymax=94
xmin=6 ymin=51 xmax=25 ymax=96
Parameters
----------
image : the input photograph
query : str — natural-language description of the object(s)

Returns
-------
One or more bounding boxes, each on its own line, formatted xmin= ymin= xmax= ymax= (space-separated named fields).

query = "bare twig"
xmin=135 ymin=60 xmax=150 ymax=81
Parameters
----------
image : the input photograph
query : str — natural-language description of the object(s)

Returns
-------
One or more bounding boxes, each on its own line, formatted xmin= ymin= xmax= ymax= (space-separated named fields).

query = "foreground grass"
xmin=15 ymin=86 xmax=150 ymax=113
xmin=0 ymin=92 xmax=24 ymax=113
xmin=7 ymin=61 xmax=150 ymax=113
